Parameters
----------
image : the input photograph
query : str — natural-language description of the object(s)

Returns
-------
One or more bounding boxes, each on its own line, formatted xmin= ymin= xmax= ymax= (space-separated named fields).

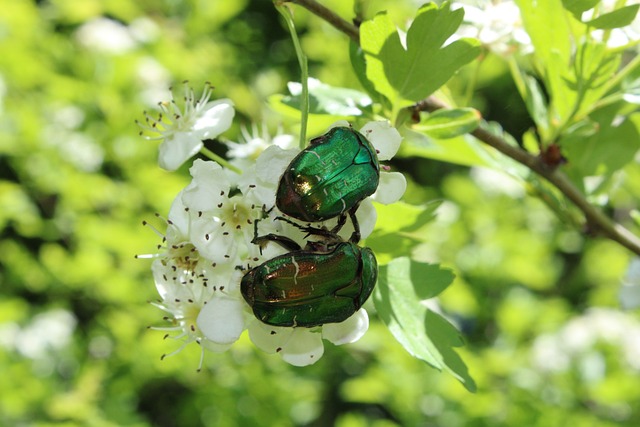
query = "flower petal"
xmin=189 ymin=216 xmax=239 ymax=264
xmin=158 ymin=132 xmax=203 ymax=171
xmin=152 ymin=259 xmax=187 ymax=301
xmin=182 ymin=159 xmax=230 ymax=212
xmin=327 ymin=119 xmax=351 ymax=130
xmin=256 ymin=145 xmax=298 ymax=186
xmin=247 ymin=320 xmax=295 ymax=354
xmin=323 ymin=309 xmax=369 ymax=345
xmin=360 ymin=121 xmax=402 ymax=161
xmin=196 ymin=296 xmax=244 ymax=345
xmin=166 ymin=190 xmax=190 ymax=241
xmin=193 ymin=99 xmax=235 ymax=139
xmin=372 ymin=171 xmax=407 ymax=205
xmin=280 ymin=329 xmax=324 ymax=366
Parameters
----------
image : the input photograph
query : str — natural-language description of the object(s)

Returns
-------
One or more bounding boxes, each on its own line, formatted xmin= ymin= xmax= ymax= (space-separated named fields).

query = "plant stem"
xmin=200 ymin=146 xmax=242 ymax=174
xmin=416 ymin=97 xmax=640 ymax=256
xmin=276 ymin=2 xmax=309 ymax=149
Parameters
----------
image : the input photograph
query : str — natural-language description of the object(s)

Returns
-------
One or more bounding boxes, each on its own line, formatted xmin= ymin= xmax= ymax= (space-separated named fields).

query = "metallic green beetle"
xmin=276 ymin=126 xmax=380 ymax=242
xmin=241 ymin=239 xmax=378 ymax=328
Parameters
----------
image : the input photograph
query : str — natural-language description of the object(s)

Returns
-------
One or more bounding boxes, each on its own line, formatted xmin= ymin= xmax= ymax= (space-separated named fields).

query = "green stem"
xmin=200 ymin=146 xmax=242 ymax=174
xmin=276 ymin=2 xmax=309 ymax=150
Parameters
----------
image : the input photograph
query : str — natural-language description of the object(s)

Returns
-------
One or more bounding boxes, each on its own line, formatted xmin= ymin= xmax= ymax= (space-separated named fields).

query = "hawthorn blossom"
xmin=140 ymin=92 xmax=408 ymax=366
xmin=233 ymin=120 xmax=405 ymax=365
xmin=226 ymin=122 xmax=297 ymax=164
xmin=146 ymin=192 xmax=248 ymax=366
xmin=247 ymin=308 xmax=369 ymax=366
xmin=180 ymin=159 xmax=281 ymax=266
xmin=137 ymin=82 xmax=235 ymax=170
xmin=453 ymin=0 xmax=532 ymax=56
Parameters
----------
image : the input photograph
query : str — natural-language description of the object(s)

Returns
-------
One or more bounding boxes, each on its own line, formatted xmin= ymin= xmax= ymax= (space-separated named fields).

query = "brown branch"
xmin=286 ymin=0 xmax=360 ymax=42
xmin=284 ymin=0 xmax=640 ymax=256
xmin=416 ymin=97 xmax=640 ymax=257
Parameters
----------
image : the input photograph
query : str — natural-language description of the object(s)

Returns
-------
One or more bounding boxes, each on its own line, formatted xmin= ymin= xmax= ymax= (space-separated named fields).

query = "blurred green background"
xmin=1 ymin=0 xmax=640 ymax=426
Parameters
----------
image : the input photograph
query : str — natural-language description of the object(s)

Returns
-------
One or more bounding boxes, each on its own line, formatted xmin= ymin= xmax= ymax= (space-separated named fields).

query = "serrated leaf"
xmin=374 ymin=257 xmax=476 ymax=391
xmin=360 ymin=2 xmax=480 ymax=111
xmin=282 ymin=78 xmax=372 ymax=117
xmin=585 ymin=4 xmax=640 ymax=29
xmin=415 ymin=108 xmax=481 ymax=139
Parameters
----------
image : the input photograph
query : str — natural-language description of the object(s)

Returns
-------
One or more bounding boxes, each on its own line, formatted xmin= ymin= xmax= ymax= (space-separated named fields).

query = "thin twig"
xmin=416 ymin=97 xmax=640 ymax=256
xmin=287 ymin=0 xmax=360 ymax=42
xmin=286 ymin=0 xmax=640 ymax=256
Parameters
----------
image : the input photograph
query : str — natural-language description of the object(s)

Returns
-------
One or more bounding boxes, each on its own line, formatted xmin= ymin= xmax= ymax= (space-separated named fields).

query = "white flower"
xmin=144 ymin=122 xmax=394 ymax=368
xmin=226 ymin=122 xmax=296 ymax=163
xmin=247 ymin=310 xmax=369 ymax=366
xmin=530 ymin=308 xmax=640 ymax=377
xmin=137 ymin=82 xmax=235 ymax=171
xmin=181 ymin=159 xmax=279 ymax=265
xmin=454 ymin=0 xmax=532 ymax=56
xmin=75 ymin=17 xmax=137 ymax=54
xmin=358 ymin=121 xmax=406 ymax=206
xmin=145 ymin=192 xmax=248 ymax=368
xmin=10 ymin=309 xmax=77 ymax=360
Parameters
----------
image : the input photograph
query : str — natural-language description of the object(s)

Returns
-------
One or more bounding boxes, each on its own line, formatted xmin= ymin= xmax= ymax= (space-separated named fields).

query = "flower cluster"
xmin=139 ymin=83 xmax=405 ymax=367
xmin=453 ymin=0 xmax=532 ymax=57
xmin=530 ymin=308 xmax=640 ymax=376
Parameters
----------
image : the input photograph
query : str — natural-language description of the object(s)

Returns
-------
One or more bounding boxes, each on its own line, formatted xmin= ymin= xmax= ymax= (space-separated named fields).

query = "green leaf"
xmin=585 ymin=4 xmax=640 ymax=29
xmin=349 ymin=41 xmax=388 ymax=108
xmin=281 ymin=78 xmax=372 ymax=116
xmin=414 ymin=108 xmax=481 ymax=139
xmin=399 ymin=128 xmax=497 ymax=168
xmin=374 ymin=200 xmax=440 ymax=234
xmin=561 ymin=0 xmax=601 ymax=17
xmin=522 ymin=75 xmax=550 ymax=136
xmin=516 ymin=0 xmax=574 ymax=121
xmin=360 ymin=2 xmax=480 ymax=112
xmin=562 ymin=109 xmax=640 ymax=181
xmin=374 ymin=257 xmax=476 ymax=392
xmin=368 ymin=200 xmax=441 ymax=263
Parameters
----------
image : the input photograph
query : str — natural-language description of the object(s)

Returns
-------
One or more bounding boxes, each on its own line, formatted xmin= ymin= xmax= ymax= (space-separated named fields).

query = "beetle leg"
xmin=347 ymin=206 xmax=361 ymax=244
xmin=252 ymin=234 xmax=302 ymax=252
xmin=274 ymin=216 xmax=336 ymax=241
xmin=330 ymin=213 xmax=348 ymax=235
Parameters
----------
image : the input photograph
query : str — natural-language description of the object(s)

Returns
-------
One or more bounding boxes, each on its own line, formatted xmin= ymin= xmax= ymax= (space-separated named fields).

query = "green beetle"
xmin=241 ymin=233 xmax=378 ymax=328
xmin=276 ymin=126 xmax=380 ymax=242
